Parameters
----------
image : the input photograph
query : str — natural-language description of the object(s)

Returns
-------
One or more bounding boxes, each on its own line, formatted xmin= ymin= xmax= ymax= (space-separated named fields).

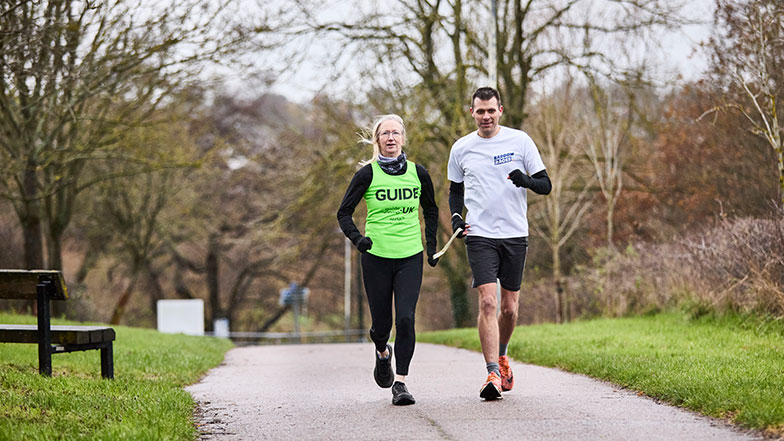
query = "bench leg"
xmin=37 ymin=282 xmax=52 ymax=377
xmin=38 ymin=342 xmax=52 ymax=376
xmin=100 ymin=342 xmax=114 ymax=379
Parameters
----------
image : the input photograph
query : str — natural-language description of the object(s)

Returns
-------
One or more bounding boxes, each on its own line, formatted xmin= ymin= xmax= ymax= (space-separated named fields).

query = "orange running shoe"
xmin=479 ymin=372 xmax=503 ymax=400
xmin=498 ymin=355 xmax=514 ymax=391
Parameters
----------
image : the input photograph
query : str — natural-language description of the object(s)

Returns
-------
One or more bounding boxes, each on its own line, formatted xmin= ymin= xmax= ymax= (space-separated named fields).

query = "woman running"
xmin=337 ymin=114 xmax=439 ymax=406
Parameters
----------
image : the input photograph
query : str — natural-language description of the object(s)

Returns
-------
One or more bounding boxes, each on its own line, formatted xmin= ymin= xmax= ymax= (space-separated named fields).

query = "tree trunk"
xmin=439 ymin=242 xmax=472 ymax=327
xmin=432 ymin=220 xmax=473 ymax=327
xmin=146 ymin=265 xmax=165 ymax=324
xmin=605 ymin=260 xmax=614 ymax=316
xmin=46 ymin=231 xmax=63 ymax=271
xmin=556 ymin=278 xmax=565 ymax=323
xmin=21 ymin=164 xmax=44 ymax=269
xmin=258 ymin=305 xmax=291 ymax=333
xmin=21 ymin=212 xmax=44 ymax=269
xmin=450 ymin=0 xmax=467 ymax=131
xmin=110 ymin=274 xmax=139 ymax=325
xmin=777 ymin=146 xmax=783 ymax=208
xmin=44 ymin=177 xmax=78 ymax=271
xmin=76 ymin=248 xmax=99 ymax=284
xmin=251 ymin=239 xmax=331 ymax=334
xmin=206 ymin=234 xmax=221 ymax=329
xmin=450 ymin=280 xmax=470 ymax=328
xmin=607 ymin=197 xmax=616 ymax=251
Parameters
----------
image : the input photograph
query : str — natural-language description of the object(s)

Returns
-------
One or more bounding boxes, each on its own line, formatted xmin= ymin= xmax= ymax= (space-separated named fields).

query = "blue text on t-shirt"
xmin=493 ymin=152 xmax=514 ymax=165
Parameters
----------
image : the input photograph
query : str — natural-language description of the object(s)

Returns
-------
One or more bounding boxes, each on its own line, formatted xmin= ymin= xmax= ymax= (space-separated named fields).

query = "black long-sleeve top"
xmin=337 ymin=162 xmax=439 ymax=255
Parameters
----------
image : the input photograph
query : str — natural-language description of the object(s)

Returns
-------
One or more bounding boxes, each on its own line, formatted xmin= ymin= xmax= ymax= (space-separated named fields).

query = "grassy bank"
xmin=0 ymin=313 xmax=233 ymax=441
xmin=420 ymin=312 xmax=784 ymax=437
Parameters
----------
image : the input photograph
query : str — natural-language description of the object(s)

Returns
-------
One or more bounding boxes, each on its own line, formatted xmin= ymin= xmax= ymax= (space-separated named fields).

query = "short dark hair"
xmin=471 ymin=87 xmax=502 ymax=108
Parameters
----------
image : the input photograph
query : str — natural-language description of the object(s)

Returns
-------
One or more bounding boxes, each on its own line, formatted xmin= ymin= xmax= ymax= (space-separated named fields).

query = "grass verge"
xmin=0 ymin=312 xmax=233 ymax=441
xmin=420 ymin=312 xmax=784 ymax=437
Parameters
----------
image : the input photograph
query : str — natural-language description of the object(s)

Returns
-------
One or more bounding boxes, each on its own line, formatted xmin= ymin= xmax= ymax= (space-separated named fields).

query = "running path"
xmin=186 ymin=343 xmax=764 ymax=441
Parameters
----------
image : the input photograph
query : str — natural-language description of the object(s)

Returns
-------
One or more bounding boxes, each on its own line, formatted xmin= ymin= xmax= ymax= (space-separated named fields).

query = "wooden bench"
xmin=0 ymin=270 xmax=115 ymax=378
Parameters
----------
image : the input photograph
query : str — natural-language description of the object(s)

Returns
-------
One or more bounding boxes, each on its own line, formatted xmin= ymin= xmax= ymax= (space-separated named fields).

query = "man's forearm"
xmin=527 ymin=169 xmax=552 ymax=195
xmin=449 ymin=181 xmax=465 ymax=216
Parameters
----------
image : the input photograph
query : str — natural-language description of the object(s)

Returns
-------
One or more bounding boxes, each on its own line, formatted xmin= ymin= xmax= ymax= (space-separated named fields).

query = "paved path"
xmin=186 ymin=343 xmax=765 ymax=440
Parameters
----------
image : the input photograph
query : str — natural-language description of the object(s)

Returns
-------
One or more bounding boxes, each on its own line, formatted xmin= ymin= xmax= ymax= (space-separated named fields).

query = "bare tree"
xmin=79 ymin=107 xmax=201 ymax=324
xmin=294 ymin=0 xmax=689 ymax=126
xmin=0 ymin=0 xmax=263 ymax=269
xmin=583 ymin=77 xmax=636 ymax=249
xmin=290 ymin=0 xmax=690 ymax=325
xmin=163 ymin=91 xmax=309 ymax=331
xmin=702 ymin=0 xmax=784 ymax=207
xmin=528 ymin=80 xmax=595 ymax=323
xmin=100 ymin=171 xmax=173 ymax=325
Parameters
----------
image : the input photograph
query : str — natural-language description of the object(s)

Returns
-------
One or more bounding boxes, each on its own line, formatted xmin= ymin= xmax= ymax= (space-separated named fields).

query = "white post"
xmin=489 ymin=0 xmax=498 ymax=88
xmin=344 ymin=237 xmax=352 ymax=336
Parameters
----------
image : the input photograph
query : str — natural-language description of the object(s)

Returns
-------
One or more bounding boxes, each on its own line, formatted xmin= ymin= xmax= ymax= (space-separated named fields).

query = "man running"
xmin=447 ymin=87 xmax=551 ymax=400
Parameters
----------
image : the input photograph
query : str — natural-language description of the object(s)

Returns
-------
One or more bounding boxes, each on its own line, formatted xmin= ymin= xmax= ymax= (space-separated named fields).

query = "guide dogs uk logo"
xmin=494 ymin=152 xmax=514 ymax=165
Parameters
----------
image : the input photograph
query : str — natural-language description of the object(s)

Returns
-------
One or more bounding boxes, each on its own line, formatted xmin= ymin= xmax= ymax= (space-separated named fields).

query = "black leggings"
xmin=361 ymin=251 xmax=423 ymax=376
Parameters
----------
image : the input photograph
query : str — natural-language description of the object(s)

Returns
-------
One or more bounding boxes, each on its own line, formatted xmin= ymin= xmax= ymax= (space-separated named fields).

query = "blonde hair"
xmin=359 ymin=114 xmax=407 ymax=166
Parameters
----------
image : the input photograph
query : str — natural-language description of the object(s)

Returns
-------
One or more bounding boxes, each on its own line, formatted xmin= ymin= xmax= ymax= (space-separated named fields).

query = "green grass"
xmin=0 ymin=313 xmax=233 ymax=441
xmin=420 ymin=312 xmax=784 ymax=437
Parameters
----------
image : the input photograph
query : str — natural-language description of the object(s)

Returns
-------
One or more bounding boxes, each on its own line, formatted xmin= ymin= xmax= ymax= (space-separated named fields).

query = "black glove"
xmin=355 ymin=236 xmax=373 ymax=253
xmin=427 ymin=253 xmax=439 ymax=267
xmin=451 ymin=213 xmax=467 ymax=238
xmin=508 ymin=169 xmax=532 ymax=188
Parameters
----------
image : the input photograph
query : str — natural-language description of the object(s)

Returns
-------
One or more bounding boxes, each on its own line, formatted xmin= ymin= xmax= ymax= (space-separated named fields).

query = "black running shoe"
xmin=374 ymin=344 xmax=394 ymax=388
xmin=391 ymin=381 xmax=415 ymax=406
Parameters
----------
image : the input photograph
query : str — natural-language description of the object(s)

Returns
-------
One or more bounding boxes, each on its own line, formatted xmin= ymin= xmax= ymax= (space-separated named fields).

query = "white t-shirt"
xmin=447 ymin=126 xmax=546 ymax=238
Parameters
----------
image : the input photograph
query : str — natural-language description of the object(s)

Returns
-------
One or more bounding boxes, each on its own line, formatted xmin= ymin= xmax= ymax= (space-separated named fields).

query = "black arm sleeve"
xmin=528 ymin=169 xmax=552 ymax=195
xmin=336 ymin=165 xmax=372 ymax=245
xmin=448 ymin=181 xmax=465 ymax=217
xmin=416 ymin=164 xmax=439 ymax=255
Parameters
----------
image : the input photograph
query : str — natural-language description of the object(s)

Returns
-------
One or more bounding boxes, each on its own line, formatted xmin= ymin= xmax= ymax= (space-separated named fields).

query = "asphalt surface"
xmin=186 ymin=343 xmax=766 ymax=441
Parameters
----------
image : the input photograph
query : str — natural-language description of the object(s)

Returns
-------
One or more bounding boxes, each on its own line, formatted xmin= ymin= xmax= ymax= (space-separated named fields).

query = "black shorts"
xmin=465 ymin=236 xmax=528 ymax=291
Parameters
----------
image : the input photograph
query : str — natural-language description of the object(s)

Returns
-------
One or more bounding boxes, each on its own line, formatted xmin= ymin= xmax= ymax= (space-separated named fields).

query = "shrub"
xmin=551 ymin=213 xmax=784 ymax=321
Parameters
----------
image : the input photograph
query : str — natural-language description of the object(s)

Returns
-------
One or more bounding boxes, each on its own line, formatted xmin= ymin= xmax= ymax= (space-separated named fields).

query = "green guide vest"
xmin=364 ymin=160 xmax=423 ymax=258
